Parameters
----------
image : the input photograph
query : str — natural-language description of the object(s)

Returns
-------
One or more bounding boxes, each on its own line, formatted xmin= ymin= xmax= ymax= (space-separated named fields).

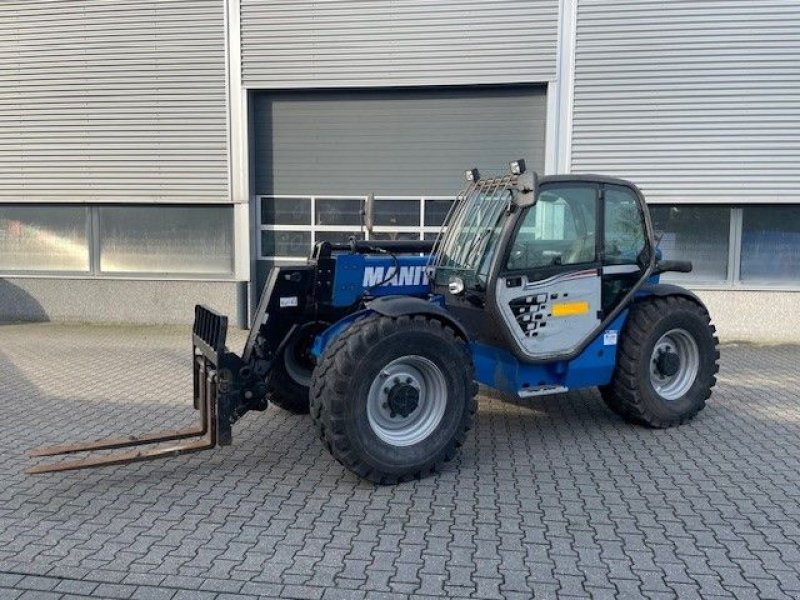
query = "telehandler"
xmin=30 ymin=160 xmax=719 ymax=483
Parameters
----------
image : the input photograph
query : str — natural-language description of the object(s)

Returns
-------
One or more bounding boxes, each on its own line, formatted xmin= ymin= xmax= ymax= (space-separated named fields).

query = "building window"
xmin=740 ymin=206 xmax=800 ymax=283
xmin=649 ymin=205 xmax=730 ymax=283
xmin=424 ymin=200 xmax=452 ymax=227
xmin=98 ymin=206 xmax=234 ymax=275
xmin=0 ymin=206 xmax=90 ymax=272
xmin=374 ymin=199 xmax=419 ymax=227
xmin=261 ymin=197 xmax=310 ymax=226
xmin=315 ymin=198 xmax=362 ymax=226
xmin=261 ymin=231 xmax=312 ymax=258
xmin=258 ymin=195 xmax=447 ymax=259
xmin=0 ymin=204 xmax=234 ymax=277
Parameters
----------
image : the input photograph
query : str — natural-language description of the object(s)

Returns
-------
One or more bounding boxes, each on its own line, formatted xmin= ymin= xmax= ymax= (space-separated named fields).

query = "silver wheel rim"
xmin=366 ymin=355 xmax=448 ymax=447
xmin=649 ymin=328 xmax=700 ymax=401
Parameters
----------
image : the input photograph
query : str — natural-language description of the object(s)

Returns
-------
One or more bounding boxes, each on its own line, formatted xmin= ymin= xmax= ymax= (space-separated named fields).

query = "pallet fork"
xmin=28 ymin=305 xmax=268 ymax=474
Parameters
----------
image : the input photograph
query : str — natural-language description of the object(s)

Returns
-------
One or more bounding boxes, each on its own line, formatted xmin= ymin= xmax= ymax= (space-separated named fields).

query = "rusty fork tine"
xmin=30 ymin=374 xmax=211 ymax=458
xmin=27 ymin=434 xmax=215 ymax=474
xmin=28 ymin=356 xmax=218 ymax=473
xmin=28 ymin=424 xmax=207 ymax=457
xmin=25 ymin=305 xmax=256 ymax=476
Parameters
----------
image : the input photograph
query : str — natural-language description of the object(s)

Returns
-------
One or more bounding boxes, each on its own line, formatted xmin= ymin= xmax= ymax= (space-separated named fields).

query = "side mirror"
xmin=362 ymin=192 xmax=375 ymax=236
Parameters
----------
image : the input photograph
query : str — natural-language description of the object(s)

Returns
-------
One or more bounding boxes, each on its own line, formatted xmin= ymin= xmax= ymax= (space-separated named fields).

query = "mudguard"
xmin=366 ymin=295 xmax=470 ymax=341
xmin=636 ymin=282 xmax=705 ymax=307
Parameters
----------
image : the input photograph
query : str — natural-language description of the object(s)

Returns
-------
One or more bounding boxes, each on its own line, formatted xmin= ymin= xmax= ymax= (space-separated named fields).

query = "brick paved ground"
xmin=1 ymin=322 xmax=799 ymax=599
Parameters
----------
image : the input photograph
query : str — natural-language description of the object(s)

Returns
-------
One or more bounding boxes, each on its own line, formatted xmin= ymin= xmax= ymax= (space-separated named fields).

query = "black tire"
xmin=267 ymin=355 xmax=310 ymax=414
xmin=310 ymin=314 xmax=478 ymax=484
xmin=601 ymin=295 xmax=720 ymax=428
xmin=268 ymin=323 xmax=326 ymax=415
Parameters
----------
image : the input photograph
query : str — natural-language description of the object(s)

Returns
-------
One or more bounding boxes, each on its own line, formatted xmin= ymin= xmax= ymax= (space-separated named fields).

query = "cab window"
xmin=506 ymin=184 xmax=598 ymax=271
xmin=604 ymin=185 xmax=646 ymax=265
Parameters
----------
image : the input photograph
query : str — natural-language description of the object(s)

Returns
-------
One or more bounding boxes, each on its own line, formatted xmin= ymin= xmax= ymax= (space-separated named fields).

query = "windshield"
xmin=434 ymin=186 xmax=512 ymax=288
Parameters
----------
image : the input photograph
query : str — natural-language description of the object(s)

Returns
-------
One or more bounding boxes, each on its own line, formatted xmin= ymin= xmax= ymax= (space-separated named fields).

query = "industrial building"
xmin=1 ymin=0 xmax=798 ymax=341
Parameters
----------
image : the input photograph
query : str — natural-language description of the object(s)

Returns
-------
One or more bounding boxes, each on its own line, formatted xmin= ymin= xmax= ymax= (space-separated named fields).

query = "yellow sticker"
xmin=552 ymin=301 xmax=590 ymax=317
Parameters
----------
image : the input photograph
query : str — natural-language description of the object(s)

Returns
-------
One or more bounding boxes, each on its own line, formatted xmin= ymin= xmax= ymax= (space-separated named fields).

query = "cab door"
xmin=492 ymin=182 xmax=603 ymax=360
xmin=600 ymin=183 xmax=649 ymax=315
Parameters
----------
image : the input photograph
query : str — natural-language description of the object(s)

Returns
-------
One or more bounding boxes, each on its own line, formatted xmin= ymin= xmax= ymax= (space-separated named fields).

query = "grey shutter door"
xmin=241 ymin=0 xmax=559 ymax=89
xmin=0 ymin=0 xmax=229 ymax=203
xmin=252 ymin=85 xmax=548 ymax=197
xmin=571 ymin=0 xmax=800 ymax=203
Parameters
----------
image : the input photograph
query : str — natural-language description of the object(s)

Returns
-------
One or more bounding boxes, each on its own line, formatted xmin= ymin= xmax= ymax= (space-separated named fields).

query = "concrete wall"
xmin=696 ymin=290 xmax=800 ymax=344
xmin=2 ymin=276 xmax=795 ymax=344
xmin=0 ymin=279 xmax=242 ymax=326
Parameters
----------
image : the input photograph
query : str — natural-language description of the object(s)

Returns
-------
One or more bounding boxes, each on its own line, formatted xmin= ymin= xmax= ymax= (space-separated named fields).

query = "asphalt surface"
xmin=1 ymin=322 xmax=799 ymax=599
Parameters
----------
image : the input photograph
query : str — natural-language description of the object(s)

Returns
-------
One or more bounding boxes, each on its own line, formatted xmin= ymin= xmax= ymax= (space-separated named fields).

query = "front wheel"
xmin=310 ymin=314 xmax=477 ymax=484
xmin=601 ymin=295 xmax=720 ymax=428
xmin=268 ymin=322 xmax=328 ymax=414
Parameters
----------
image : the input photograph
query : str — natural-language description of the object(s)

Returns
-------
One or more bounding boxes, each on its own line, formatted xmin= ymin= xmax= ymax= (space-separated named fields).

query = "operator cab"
xmin=432 ymin=161 xmax=655 ymax=362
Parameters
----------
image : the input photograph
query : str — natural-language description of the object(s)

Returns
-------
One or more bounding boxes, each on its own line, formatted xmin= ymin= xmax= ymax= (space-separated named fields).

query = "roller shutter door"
xmin=252 ymin=85 xmax=547 ymax=197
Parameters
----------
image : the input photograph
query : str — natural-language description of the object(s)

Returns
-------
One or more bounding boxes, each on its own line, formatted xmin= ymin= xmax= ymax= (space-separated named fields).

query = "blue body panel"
xmin=312 ymin=250 xmax=677 ymax=395
xmin=311 ymin=309 xmax=370 ymax=359
xmin=331 ymin=253 xmax=431 ymax=307
xmin=470 ymin=311 xmax=628 ymax=395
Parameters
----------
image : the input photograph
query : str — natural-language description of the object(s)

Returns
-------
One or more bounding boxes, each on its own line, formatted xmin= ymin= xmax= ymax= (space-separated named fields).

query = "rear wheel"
xmin=601 ymin=295 xmax=719 ymax=427
xmin=310 ymin=314 xmax=477 ymax=484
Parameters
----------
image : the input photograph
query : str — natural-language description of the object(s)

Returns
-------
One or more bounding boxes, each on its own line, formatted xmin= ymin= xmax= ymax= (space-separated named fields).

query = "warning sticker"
xmin=603 ymin=330 xmax=618 ymax=346
xmin=279 ymin=296 xmax=299 ymax=308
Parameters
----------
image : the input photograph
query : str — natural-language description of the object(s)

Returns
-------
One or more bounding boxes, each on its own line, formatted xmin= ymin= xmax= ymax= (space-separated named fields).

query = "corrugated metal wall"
xmin=240 ymin=0 xmax=559 ymax=88
xmin=571 ymin=0 xmax=800 ymax=203
xmin=0 ymin=0 xmax=229 ymax=203
xmin=252 ymin=86 xmax=548 ymax=196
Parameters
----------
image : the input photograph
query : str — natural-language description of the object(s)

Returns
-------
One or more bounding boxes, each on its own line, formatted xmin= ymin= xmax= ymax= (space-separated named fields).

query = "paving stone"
xmin=1 ymin=325 xmax=799 ymax=600
xmin=131 ymin=587 xmax=177 ymax=600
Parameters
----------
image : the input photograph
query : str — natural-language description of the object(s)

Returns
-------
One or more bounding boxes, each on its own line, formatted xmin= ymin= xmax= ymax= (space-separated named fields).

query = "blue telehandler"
xmin=30 ymin=161 xmax=719 ymax=483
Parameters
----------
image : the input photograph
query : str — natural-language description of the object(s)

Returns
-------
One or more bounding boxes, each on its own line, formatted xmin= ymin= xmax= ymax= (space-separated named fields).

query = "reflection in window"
xmin=374 ymin=200 xmax=419 ymax=227
xmin=0 ymin=206 xmax=89 ymax=271
xmin=99 ymin=206 xmax=233 ymax=274
xmin=321 ymin=231 xmax=365 ymax=245
xmin=650 ymin=206 xmax=729 ymax=282
xmin=262 ymin=197 xmax=311 ymax=226
xmin=741 ymin=206 xmax=800 ymax=283
xmin=604 ymin=185 xmax=645 ymax=265
xmin=370 ymin=232 xmax=421 ymax=241
xmin=425 ymin=199 xmax=452 ymax=227
xmin=261 ymin=231 xmax=312 ymax=257
xmin=507 ymin=185 xmax=597 ymax=270
xmin=315 ymin=199 xmax=361 ymax=226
